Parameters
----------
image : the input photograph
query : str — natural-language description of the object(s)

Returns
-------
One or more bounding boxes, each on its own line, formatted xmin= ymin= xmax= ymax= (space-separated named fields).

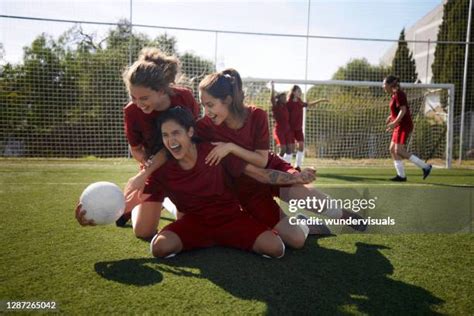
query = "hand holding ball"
xmin=78 ymin=182 xmax=125 ymax=225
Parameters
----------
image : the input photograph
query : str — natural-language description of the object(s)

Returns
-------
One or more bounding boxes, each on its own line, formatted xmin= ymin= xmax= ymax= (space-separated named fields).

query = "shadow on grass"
xmin=95 ymin=240 xmax=444 ymax=314
xmin=320 ymin=174 xmax=388 ymax=183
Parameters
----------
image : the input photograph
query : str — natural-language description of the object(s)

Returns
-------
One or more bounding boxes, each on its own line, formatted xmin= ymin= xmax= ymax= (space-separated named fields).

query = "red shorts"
xmin=290 ymin=129 xmax=304 ymax=142
xmin=392 ymin=126 xmax=412 ymax=145
xmin=273 ymin=127 xmax=292 ymax=146
xmin=239 ymin=191 xmax=283 ymax=228
xmin=161 ymin=212 xmax=270 ymax=251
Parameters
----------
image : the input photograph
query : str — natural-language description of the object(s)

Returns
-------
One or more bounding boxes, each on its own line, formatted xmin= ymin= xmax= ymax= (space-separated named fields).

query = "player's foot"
xmin=390 ymin=175 xmax=407 ymax=182
xmin=422 ymin=164 xmax=432 ymax=180
xmin=296 ymin=214 xmax=331 ymax=235
xmin=294 ymin=166 xmax=302 ymax=172
xmin=115 ymin=213 xmax=131 ymax=227
xmin=341 ymin=209 xmax=367 ymax=232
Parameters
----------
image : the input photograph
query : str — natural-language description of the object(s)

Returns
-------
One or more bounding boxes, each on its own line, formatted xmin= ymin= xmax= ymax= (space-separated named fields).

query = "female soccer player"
xmin=109 ymin=47 xmax=199 ymax=238
xmin=147 ymin=107 xmax=315 ymax=258
xmin=197 ymin=70 xmax=366 ymax=233
xmin=383 ymin=75 xmax=432 ymax=182
xmin=286 ymin=85 xmax=328 ymax=170
xmin=270 ymin=81 xmax=291 ymax=159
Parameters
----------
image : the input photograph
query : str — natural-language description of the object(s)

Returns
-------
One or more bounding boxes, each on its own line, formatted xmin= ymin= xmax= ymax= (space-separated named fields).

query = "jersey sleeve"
xmin=195 ymin=118 xmax=214 ymax=142
xmin=253 ymin=109 xmax=270 ymax=150
xmin=123 ymin=105 xmax=142 ymax=147
xmin=396 ymin=91 xmax=408 ymax=108
xmin=222 ymin=153 xmax=247 ymax=178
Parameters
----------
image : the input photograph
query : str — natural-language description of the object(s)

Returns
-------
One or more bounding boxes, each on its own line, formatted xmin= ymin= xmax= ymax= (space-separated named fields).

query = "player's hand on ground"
xmin=297 ymin=167 xmax=317 ymax=184
xmin=75 ymin=203 xmax=96 ymax=226
xmin=206 ymin=142 xmax=233 ymax=166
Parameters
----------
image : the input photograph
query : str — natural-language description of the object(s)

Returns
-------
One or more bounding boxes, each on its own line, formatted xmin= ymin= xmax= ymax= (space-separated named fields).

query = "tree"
xmin=0 ymin=22 xmax=216 ymax=157
xmin=392 ymin=29 xmax=418 ymax=83
xmin=432 ymin=0 xmax=473 ymax=116
xmin=332 ymin=58 xmax=391 ymax=82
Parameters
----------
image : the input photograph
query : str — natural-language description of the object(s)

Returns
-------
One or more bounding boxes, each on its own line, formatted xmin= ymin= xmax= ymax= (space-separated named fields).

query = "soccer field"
xmin=0 ymin=159 xmax=473 ymax=314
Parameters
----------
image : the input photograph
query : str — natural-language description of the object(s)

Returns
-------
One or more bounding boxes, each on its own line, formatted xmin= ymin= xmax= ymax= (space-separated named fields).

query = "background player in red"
xmin=383 ymin=75 xmax=432 ymax=182
xmin=270 ymin=80 xmax=292 ymax=160
xmin=147 ymin=107 xmax=315 ymax=258
xmin=116 ymin=47 xmax=199 ymax=237
xmin=286 ymin=85 xmax=328 ymax=170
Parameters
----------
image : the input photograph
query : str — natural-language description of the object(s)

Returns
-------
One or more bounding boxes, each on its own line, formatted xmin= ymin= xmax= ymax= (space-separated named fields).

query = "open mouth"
xmin=169 ymin=143 xmax=182 ymax=155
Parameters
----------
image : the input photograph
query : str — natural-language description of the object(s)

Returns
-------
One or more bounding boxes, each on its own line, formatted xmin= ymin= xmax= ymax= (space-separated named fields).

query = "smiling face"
xmin=129 ymin=85 xmax=169 ymax=114
xmin=161 ymin=119 xmax=194 ymax=161
xmin=199 ymin=90 xmax=230 ymax=126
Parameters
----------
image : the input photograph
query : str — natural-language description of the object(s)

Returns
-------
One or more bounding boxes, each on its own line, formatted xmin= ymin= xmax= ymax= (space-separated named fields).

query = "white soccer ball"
xmin=79 ymin=181 xmax=125 ymax=225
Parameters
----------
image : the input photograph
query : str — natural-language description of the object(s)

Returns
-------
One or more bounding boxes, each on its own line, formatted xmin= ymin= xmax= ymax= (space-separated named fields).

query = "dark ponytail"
xmin=384 ymin=75 xmax=400 ymax=88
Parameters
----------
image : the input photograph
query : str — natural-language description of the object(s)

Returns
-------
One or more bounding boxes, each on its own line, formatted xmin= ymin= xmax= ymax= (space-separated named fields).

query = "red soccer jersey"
xmin=123 ymin=86 xmax=200 ymax=151
xmin=286 ymin=97 xmax=305 ymax=131
xmin=390 ymin=90 xmax=413 ymax=130
xmin=196 ymin=105 xmax=270 ymax=151
xmin=196 ymin=106 xmax=277 ymax=207
xmin=272 ymin=103 xmax=290 ymax=133
xmin=148 ymin=142 xmax=247 ymax=224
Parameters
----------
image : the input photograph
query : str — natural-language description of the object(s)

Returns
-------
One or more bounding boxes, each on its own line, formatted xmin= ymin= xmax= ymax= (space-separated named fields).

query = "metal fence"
xmin=0 ymin=0 xmax=472 ymax=162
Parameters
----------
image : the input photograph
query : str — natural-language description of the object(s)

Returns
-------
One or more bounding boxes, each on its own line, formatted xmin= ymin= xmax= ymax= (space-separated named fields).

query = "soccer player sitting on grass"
xmin=197 ymin=70 xmax=366 ymax=233
xmin=147 ymin=106 xmax=316 ymax=258
xmin=383 ymin=75 xmax=432 ymax=182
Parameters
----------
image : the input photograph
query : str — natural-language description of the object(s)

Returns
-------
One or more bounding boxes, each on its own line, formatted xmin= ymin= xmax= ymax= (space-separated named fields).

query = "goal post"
xmin=243 ymin=78 xmax=454 ymax=168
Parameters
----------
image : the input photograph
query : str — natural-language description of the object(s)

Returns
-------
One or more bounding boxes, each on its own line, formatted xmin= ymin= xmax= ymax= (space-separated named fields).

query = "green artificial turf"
xmin=0 ymin=159 xmax=472 ymax=314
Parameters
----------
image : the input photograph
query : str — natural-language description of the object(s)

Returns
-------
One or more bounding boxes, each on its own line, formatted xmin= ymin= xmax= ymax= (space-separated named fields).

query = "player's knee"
xmin=265 ymin=235 xmax=285 ymax=258
xmin=133 ymin=226 xmax=156 ymax=240
xmin=284 ymin=227 xmax=306 ymax=249
xmin=254 ymin=231 xmax=285 ymax=258
xmin=150 ymin=233 xmax=178 ymax=258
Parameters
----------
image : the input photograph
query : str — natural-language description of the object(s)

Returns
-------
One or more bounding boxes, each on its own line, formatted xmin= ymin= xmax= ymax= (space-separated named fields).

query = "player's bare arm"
xmin=244 ymin=164 xmax=316 ymax=185
xmin=206 ymin=142 xmax=268 ymax=168
xmin=125 ymin=149 xmax=168 ymax=192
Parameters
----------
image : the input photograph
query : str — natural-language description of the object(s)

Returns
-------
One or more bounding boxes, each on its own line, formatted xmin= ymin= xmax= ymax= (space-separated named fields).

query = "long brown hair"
xmin=288 ymin=85 xmax=301 ymax=102
xmin=199 ymin=68 xmax=246 ymax=121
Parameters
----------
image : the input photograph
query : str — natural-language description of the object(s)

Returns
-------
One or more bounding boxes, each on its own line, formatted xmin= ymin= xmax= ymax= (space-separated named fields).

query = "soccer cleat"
xmin=296 ymin=213 xmax=331 ymax=235
xmin=423 ymin=164 xmax=432 ymax=180
xmin=294 ymin=166 xmax=302 ymax=172
xmin=115 ymin=212 xmax=131 ymax=227
xmin=390 ymin=175 xmax=407 ymax=182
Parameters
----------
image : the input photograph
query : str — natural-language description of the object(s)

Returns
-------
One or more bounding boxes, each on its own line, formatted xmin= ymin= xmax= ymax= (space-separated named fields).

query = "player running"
xmin=383 ymin=75 xmax=432 ymax=182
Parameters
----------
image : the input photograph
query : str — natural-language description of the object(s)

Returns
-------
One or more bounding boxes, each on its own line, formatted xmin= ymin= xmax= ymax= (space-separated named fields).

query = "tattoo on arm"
xmin=266 ymin=170 xmax=296 ymax=184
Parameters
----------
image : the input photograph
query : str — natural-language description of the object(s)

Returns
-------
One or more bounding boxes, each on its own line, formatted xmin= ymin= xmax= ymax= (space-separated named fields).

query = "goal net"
xmin=243 ymin=79 xmax=454 ymax=168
